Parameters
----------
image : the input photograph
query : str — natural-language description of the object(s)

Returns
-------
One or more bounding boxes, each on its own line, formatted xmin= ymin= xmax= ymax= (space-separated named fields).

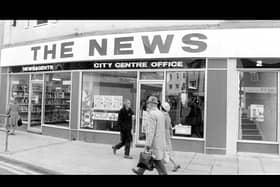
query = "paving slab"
xmin=2 ymin=131 xmax=280 ymax=174
xmin=259 ymin=158 xmax=280 ymax=174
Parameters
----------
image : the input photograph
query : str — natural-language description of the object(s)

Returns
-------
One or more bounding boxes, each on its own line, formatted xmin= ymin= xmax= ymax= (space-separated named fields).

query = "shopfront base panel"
xmin=237 ymin=142 xmax=279 ymax=154
xmin=171 ymin=139 xmax=204 ymax=153
xmin=42 ymin=126 xmax=70 ymax=140
xmin=205 ymin=147 xmax=226 ymax=155
xmin=78 ymin=131 xmax=120 ymax=145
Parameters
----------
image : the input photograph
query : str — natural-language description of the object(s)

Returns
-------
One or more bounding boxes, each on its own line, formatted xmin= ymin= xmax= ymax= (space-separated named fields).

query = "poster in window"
xmin=94 ymin=95 xmax=104 ymax=110
xmin=93 ymin=95 xmax=123 ymax=111
xmin=250 ymin=104 xmax=264 ymax=122
xmin=103 ymin=96 xmax=113 ymax=110
xmin=112 ymin=96 xmax=123 ymax=110
xmin=92 ymin=112 xmax=118 ymax=121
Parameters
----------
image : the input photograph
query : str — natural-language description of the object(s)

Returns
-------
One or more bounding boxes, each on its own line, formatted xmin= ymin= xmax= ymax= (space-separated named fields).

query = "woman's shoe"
xmin=132 ymin=168 xmax=143 ymax=175
xmin=172 ymin=165 xmax=181 ymax=172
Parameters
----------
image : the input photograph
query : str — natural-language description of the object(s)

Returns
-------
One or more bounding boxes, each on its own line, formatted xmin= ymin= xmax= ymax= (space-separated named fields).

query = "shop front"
xmin=7 ymin=71 xmax=71 ymax=134
xmin=2 ymin=28 xmax=280 ymax=154
xmin=3 ymin=58 xmax=207 ymax=151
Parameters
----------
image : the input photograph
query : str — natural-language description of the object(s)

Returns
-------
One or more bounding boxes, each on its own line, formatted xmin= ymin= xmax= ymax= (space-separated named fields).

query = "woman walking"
xmin=6 ymin=97 xmax=20 ymax=135
xmin=161 ymin=102 xmax=181 ymax=172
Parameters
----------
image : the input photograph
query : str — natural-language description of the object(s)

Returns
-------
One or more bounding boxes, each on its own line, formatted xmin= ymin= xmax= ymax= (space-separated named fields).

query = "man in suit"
xmin=112 ymin=99 xmax=134 ymax=159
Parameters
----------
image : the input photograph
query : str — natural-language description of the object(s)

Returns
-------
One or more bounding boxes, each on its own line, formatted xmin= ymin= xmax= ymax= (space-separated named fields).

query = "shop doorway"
xmin=136 ymin=81 xmax=164 ymax=145
xmin=28 ymin=74 xmax=43 ymax=133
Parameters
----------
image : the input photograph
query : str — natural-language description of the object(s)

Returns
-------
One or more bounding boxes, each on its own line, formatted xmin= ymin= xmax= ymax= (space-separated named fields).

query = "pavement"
xmin=1 ymin=130 xmax=280 ymax=175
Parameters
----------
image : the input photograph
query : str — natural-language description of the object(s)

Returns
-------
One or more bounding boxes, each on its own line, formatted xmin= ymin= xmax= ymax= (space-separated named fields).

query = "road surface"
xmin=0 ymin=159 xmax=45 ymax=175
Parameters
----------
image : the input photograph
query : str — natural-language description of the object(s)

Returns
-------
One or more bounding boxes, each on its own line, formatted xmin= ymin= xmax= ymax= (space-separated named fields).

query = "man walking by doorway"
xmin=112 ymin=99 xmax=134 ymax=159
xmin=132 ymin=96 xmax=168 ymax=175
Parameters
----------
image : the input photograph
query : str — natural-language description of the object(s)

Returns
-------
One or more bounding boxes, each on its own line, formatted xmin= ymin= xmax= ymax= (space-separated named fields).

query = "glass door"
xmin=28 ymin=74 xmax=43 ymax=133
xmin=136 ymin=81 xmax=164 ymax=145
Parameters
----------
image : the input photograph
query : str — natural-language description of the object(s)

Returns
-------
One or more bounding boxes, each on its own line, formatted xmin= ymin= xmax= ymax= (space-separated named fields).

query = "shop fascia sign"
xmin=1 ymin=30 xmax=207 ymax=67
xmin=2 ymin=28 xmax=280 ymax=67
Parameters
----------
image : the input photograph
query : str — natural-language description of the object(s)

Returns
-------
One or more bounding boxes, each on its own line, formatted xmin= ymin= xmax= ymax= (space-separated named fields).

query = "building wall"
xmin=3 ymin=20 xmax=280 ymax=154
xmin=0 ymin=21 xmax=7 ymax=124
xmin=205 ymin=59 xmax=228 ymax=154
xmin=3 ymin=20 xmax=224 ymax=46
xmin=4 ymin=20 xmax=280 ymax=47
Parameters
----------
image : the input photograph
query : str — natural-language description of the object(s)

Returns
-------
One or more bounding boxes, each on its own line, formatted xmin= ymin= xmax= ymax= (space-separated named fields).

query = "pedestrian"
xmin=161 ymin=102 xmax=181 ymax=172
xmin=6 ymin=97 xmax=20 ymax=135
xmin=112 ymin=99 xmax=134 ymax=159
xmin=132 ymin=96 xmax=168 ymax=175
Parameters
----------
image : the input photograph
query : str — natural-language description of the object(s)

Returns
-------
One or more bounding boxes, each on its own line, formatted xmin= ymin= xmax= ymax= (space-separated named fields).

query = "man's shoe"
xmin=112 ymin=146 xmax=117 ymax=155
xmin=132 ymin=168 xmax=143 ymax=175
xmin=172 ymin=165 xmax=181 ymax=172
xmin=124 ymin=155 xmax=133 ymax=159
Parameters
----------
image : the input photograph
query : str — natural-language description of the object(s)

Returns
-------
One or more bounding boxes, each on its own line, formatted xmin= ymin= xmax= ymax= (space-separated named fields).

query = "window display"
xmin=166 ymin=71 xmax=205 ymax=138
xmin=239 ymin=72 xmax=277 ymax=141
xmin=81 ymin=71 xmax=137 ymax=132
xmin=44 ymin=73 xmax=71 ymax=127
xmin=30 ymin=79 xmax=43 ymax=129
xmin=9 ymin=75 xmax=29 ymax=125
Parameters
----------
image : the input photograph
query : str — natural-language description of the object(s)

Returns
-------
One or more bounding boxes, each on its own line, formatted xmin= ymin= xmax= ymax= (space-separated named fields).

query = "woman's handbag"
xmin=136 ymin=151 xmax=154 ymax=171
xmin=17 ymin=118 xmax=22 ymax=127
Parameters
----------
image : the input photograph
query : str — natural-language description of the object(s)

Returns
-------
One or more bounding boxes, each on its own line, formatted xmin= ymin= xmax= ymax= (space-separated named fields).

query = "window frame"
xmin=79 ymin=71 xmax=138 ymax=132
xmin=237 ymin=69 xmax=279 ymax=143
xmin=165 ymin=69 xmax=206 ymax=139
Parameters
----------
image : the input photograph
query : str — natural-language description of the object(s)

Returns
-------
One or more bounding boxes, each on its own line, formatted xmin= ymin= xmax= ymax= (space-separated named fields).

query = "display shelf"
xmin=11 ymin=84 xmax=30 ymax=122
xmin=44 ymin=84 xmax=70 ymax=125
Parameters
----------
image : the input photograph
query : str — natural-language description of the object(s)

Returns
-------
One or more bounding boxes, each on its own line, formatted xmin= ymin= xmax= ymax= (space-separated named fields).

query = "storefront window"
xmin=9 ymin=74 xmax=29 ymax=125
xmin=166 ymin=71 xmax=205 ymax=138
xmin=81 ymin=71 xmax=137 ymax=131
xmin=44 ymin=73 xmax=71 ymax=127
xmin=239 ymin=72 xmax=278 ymax=141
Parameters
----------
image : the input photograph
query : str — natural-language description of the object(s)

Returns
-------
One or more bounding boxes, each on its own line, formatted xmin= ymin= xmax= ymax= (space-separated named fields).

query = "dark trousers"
xmin=114 ymin=130 xmax=132 ymax=156
xmin=138 ymin=159 xmax=168 ymax=175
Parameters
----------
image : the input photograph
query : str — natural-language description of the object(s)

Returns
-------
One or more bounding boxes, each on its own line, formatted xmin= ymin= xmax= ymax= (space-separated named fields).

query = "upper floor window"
xmin=11 ymin=20 xmax=16 ymax=27
xmin=36 ymin=20 xmax=48 ymax=25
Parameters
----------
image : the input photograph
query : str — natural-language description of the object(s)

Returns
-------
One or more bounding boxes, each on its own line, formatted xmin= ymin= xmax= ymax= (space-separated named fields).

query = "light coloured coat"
xmin=145 ymin=107 xmax=166 ymax=160
xmin=163 ymin=112 xmax=174 ymax=158
xmin=6 ymin=103 xmax=20 ymax=128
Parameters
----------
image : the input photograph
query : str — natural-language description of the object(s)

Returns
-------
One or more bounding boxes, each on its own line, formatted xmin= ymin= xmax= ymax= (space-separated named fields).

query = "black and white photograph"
xmin=1 ymin=20 xmax=280 ymax=175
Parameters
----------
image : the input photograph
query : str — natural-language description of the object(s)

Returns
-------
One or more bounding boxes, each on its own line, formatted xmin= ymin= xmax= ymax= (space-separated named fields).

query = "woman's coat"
xmin=6 ymin=103 xmax=20 ymax=127
xmin=163 ymin=112 xmax=173 ymax=156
